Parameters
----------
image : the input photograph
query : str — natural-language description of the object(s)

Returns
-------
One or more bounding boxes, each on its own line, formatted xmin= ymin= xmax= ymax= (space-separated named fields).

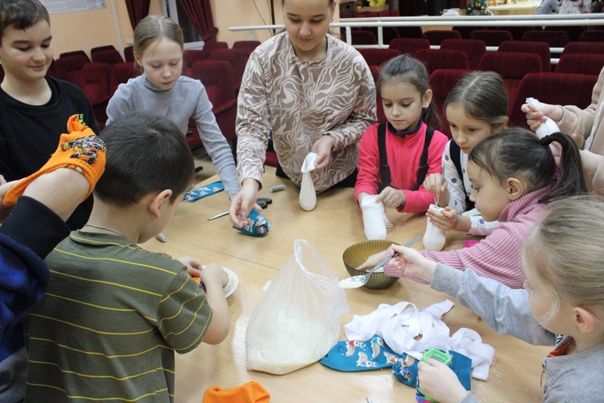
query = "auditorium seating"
xmin=123 ymin=45 xmax=134 ymax=63
xmin=498 ymin=40 xmax=551 ymax=72
xmin=233 ymin=40 xmax=261 ymax=50
xmin=470 ymin=29 xmax=513 ymax=46
xmin=91 ymin=45 xmax=124 ymax=64
xmin=416 ymin=49 xmax=469 ymax=73
xmin=555 ymin=53 xmax=604 ymax=76
xmin=562 ymin=42 xmax=604 ymax=56
xmin=189 ymin=60 xmax=237 ymax=149
xmin=429 ymin=68 xmax=472 ymax=137
xmin=440 ymin=39 xmax=486 ymax=69
xmin=358 ymin=48 xmax=401 ymax=67
xmin=388 ymin=38 xmax=430 ymax=56
xmin=351 ymin=30 xmax=378 ymax=45
xmin=521 ymin=30 xmax=569 ymax=48
xmin=109 ymin=62 xmax=138 ymax=94
xmin=423 ymin=30 xmax=461 ymax=45
xmin=209 ymin=48 xmax=250 ymax=94
xmin=509 ymin=72 xmax=598 ymax=128
xmin=478 ymin=52 xmax=543 ymax=110
xmin=577 ymin=29 xmax=604 ymax=42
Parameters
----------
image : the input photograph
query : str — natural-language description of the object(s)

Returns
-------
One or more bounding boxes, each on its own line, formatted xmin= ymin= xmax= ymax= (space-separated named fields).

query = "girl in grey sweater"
xmin=106 ymin=16 xmax=239 ymax=198
xmin=384 ymin=195 xmax=604 ymax=403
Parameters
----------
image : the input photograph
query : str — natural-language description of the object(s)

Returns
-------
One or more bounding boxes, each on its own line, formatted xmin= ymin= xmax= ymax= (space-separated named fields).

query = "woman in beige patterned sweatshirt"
xmin=229 ymin=0 xmax=376 ymax=227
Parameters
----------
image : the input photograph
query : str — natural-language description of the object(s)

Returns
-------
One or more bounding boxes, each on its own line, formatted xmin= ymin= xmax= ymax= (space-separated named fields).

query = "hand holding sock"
xmin=299 ymin=152 xmax=318 ymax=211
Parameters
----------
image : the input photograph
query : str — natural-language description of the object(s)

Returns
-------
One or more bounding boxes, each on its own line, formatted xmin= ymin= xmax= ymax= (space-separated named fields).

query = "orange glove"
xmin=203 ymin=381 xmax=270 ymax=403
xmin=3 ymin=114 xmax=106 ymax=207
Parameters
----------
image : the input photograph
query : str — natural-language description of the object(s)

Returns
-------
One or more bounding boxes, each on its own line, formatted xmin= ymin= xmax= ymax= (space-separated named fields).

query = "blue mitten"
xmin=393 ymin=350 xmax=472 ymax=392
xmin=184 ymin=181 xmax=224 ymax=202
xmin=235 ymin=209 xmax=270 ymax=237
xmin=319 ymin=335 xmax=402 ymax=371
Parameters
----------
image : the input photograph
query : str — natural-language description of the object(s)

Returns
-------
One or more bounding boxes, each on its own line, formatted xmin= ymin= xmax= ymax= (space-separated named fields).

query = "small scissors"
xmin=207 ymin=197 xmax=272 ymax=221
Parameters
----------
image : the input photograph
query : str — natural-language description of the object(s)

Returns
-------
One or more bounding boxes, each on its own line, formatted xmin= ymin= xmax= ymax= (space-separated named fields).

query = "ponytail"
xmin=421 ymin=102 xmax=441 ymax=133
xmin=469 ymin=128 xmax=587 ymax=203
xmin=539 ymin=133 xmax=587 ymax=203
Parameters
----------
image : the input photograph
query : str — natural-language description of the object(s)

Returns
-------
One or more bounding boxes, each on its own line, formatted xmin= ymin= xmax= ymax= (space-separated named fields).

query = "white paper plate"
xmin=222 ymin=267 xmax=239 ymax=298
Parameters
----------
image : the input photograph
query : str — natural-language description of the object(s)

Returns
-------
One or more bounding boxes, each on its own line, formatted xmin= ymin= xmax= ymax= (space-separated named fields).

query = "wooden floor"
xmin=143 ymin=167 xmax=548 ymax=403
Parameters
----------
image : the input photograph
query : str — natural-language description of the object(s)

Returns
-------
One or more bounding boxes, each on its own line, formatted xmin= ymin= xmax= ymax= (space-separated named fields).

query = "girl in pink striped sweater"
xmin=361 ymin=128 xmax=586 ymax=288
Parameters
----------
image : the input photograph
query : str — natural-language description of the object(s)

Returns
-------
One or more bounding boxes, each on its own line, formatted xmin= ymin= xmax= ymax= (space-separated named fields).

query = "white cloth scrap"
xmin=344 ymin=300 xmax=495 ymax=380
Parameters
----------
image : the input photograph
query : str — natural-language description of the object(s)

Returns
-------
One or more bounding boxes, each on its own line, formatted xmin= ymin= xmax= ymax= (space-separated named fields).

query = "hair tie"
xmin=539 ymin=135 xmax=551 ymax=146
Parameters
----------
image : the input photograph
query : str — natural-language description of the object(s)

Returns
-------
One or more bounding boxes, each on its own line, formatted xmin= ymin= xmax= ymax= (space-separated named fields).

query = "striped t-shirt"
xmin=24 ymin=231 xmax=213 ymax=402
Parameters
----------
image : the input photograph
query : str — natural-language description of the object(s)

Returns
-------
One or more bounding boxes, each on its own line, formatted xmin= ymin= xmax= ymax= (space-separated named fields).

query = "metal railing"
xmin=229 ymin=13 xmax=604 ymax=47
xmin=229 ymin=14 xmax=603 ymax=65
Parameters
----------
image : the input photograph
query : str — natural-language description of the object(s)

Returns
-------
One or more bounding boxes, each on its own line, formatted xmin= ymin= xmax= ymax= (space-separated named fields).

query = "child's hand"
xmin=355 ymin=249 xmax=389 ymax=271
xmin=200 ymin=263 xmax=231 ymax=345
xmin=178 ymin=256 xmax=203 ymax=279
xmin=427 ymin=206 xmax=470 ymax=233
xmin=426 ymin=206 xmax=457 ymax=231
xmin=383 ymin=245 xmax=437 ymax=283
xmin=423 ymin=174 xmax=447 ymax=207
xmin=418 ymin=359 xmax=469 ymax=403
xmin=201 ymin=263 xmax=229 ymax=288
xmin=378 ymin=186 xmax=405 ymax=209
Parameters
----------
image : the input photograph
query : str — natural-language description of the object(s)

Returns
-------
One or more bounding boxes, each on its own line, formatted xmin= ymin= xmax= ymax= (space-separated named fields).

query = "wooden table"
xmin=143 ymin=168 xmax=548 ymax=403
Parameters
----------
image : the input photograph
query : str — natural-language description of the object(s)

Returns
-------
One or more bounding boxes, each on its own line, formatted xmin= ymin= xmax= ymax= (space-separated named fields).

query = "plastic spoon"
xmin=338 ymin=235 xmax=420 ymax=289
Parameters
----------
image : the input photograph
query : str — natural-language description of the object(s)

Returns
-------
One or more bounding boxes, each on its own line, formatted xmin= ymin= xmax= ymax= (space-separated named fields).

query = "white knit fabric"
xmin=344 ymin=300 xmax=495 ymax=380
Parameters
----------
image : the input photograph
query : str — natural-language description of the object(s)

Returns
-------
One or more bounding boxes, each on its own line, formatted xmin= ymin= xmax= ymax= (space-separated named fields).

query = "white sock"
xmin=299 ymin=153 xmax=318 ymax=211
xmin=361 ymin=195 xmax=387 ymax=240
xmin=423 ymin=204 xmax=446 ymax=251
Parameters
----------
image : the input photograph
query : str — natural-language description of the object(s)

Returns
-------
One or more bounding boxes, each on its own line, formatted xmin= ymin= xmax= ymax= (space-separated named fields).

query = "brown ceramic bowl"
xmin=342 ymin=240 xmax=399 ymax=289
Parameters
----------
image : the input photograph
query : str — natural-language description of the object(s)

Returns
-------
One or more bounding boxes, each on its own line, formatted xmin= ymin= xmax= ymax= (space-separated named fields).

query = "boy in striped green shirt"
xmin=24 ymin=113 xmax=230 ymax=402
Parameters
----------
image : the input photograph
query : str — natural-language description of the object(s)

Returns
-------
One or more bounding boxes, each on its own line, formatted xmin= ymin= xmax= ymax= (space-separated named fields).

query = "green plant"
xmin=466 ymin=0 xmax=493 ymax=15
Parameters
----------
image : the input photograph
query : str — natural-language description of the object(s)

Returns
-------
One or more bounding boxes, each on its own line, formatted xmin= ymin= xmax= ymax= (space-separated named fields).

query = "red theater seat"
xmin=555 ymin=54 xmax=604 ymax=76
xmin=498 ymin=40 xmax=551 ymax=72
xmin=189 ymin=60 xmax=237 ymax=150
xmin=415 ymin=49 xmax=469 ymax=74
xmin=423 ymin=30 xmax=461 ymax=46
xmin=91 ymin=45 xmax=124 ymax=65
xmin=429 ymin=69 xmax=473 ymax=137
xmin=389 ymin=38 xmax=430 ymax=56
xmin=478 ymin=52 xmax=543 ymax=110
xmin=440 ymin=39 xmax=486 ymax=69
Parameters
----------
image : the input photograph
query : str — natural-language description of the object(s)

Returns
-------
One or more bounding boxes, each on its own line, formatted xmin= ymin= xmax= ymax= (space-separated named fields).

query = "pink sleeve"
xmin=399 ymin=131 xmax=448 ymax=213
xmin=422 ymin=223 xmax=525 ymax=288
xmin=354 ymin=124 xmax=381 ymax=198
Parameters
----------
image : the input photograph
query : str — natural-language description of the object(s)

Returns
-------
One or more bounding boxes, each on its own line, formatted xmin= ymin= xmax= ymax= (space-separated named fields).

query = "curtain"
xmin=181 ymin=0 xmax=218 ymax=42
xmin=125 ymin=0 xmax=150 ymax=30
